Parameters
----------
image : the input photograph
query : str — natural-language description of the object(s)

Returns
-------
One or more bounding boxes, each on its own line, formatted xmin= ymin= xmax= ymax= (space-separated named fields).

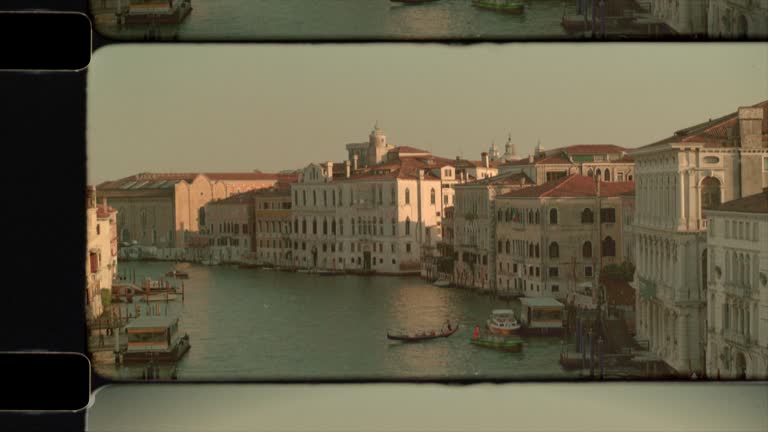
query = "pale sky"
xmin=87 ymin=44 xmax=768 ymax=184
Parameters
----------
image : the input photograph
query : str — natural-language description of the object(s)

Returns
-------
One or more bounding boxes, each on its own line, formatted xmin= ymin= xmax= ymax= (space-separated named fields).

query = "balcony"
xmin=724 ymin=283 xmax=753 ymax=299
xmin=724 ymin=330 xmax=753 ymax=347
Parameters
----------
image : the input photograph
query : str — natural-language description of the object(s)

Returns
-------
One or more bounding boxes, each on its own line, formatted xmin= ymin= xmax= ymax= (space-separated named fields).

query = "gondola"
xmin=387 ymin=325 xmax=459 ymax=342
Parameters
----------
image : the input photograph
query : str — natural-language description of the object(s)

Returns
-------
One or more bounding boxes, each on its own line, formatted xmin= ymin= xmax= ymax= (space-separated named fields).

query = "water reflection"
xmin=97 ymin=261 xmax=576 ymax=380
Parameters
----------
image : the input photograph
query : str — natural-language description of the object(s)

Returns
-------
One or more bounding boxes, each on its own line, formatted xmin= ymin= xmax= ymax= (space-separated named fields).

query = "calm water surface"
xmin=96 ymin=261 xmax=578 ymax=380
xmin=97 ymin=0 xmax=574 ymax=39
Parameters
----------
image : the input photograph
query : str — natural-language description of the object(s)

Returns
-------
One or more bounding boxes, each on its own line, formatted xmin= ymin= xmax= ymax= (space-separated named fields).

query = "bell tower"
xmin=368 ymin=122 xmax=388 ymax=165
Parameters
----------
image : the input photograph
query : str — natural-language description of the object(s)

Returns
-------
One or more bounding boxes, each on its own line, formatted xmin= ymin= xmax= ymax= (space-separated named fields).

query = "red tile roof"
xmin=499 ymin=174 xmax=635 ymax=198
xmin=641 ymin=100 xmax=768 ymax=149
xmin=705 ymin=190 xmax=768 ymax=214
xmin=98 ymin=171 xmax=293 ymax=190
xmin=388 ymin=146 xmax=431 ymax=154
xmin=556 ymin=144 xmax=627 ymax=155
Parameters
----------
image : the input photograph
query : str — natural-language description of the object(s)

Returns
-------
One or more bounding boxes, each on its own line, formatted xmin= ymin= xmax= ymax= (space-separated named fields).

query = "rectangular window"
xmin=406 ymin=243 xmax=411 ymax=253
xmin=513 ymin=263 xmax=518 ymax=273
xmin=551 ymin=285 xmax=560 ymax=293
xmin=600 ymin=208 xmax=616 ymax=223
xmin=617 ymin=173 xmax=624 ymax=181
xmin=535 ymin=267 xmax=540 ymax=277
xmin=585 ymin=266 xmax=593 ymax=277
xmin=549 ymin=267 xmax=559 ymax=277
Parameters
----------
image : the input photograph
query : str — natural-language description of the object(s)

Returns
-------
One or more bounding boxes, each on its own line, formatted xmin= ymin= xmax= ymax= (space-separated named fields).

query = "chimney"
xmin=345 ymin=160 xmax=351 ymax=178
xmin=528 ymin=154 xmax=533 ymax=163
xmin=326 ymin=161 xmax=333 ymax=181
xmin=738 ymin=106 xmax=764 ymax=149
xmin=352 ymin=154 xmax=359 ymax=171
xmin=418 ymin=169 xmax=425 ymax=180
xmin=481 ymin=152 xmax=490 ymax=168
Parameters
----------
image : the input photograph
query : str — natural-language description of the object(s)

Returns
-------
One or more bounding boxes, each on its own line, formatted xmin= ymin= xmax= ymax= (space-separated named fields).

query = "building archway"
xmin=736 ymin=15 xmax=748 ymax=39
xmin=701 ymin=177 xmax=722 ymax=209
xmin=735 ymin=351 xmax=748 ymax=379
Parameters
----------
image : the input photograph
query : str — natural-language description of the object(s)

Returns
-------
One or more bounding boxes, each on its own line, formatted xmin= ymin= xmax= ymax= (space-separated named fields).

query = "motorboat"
xmin=486 ymin=309 xmax=521 ymax=335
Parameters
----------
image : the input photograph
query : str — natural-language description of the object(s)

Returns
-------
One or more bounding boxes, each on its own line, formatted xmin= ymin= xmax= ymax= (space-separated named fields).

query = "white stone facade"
xmin=707 ymin=0 xmax=768 ymax=38
xmin=632 ymin=103 xmax=768 ymax=376
xmin=86 ymin=188 xmax=118 ymax=320
xmin=704 ymin=196 xmax=768 ymax=379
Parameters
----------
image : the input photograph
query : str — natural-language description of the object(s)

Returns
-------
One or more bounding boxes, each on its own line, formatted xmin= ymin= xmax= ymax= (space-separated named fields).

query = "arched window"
xmin=581 ymin=208 xmax=594 ymax=224
xmin=498 ymin=241 xmax=503 ymax=253
xmin=549 ymin=242 xmax=559 ymax=258
xmin=587 ymin=168 xmax=594 ymax=177
xmin=701 ymin=177 xmax=722 ymax=209
xmin=405 ymin=189 xmax=411 ymax=205
xmin=323 ymin=219 xmax=328 ymax=235
xmin=391 ymin=218 xmax=396 ymax=236
xmin=583 ymin=241 xmax=592 ymax=258
xmin=528 ymin=210 xmax=533 ymax=224
xmin=535 ymin=243 xmax=540 ymax=258
xmin=352 ymin=218 xmax=356 ymax=235
xmin=498 ymin=210 xmax=503 ymax=221
xmin=294 ymin=218 xmax=299 ymax=233
xmin=549 ymin=208 xmax=558 ymax=225
xmin=596 ymin=168 xmax=602 ymax=179
xmin=405 ymin=218 xmax=411 ymax=235
xmin=323 ymin=190 xmax=327 ymax=207
xmin=294 ymin=190 xmax=298 ymax=205
xmin=313 ymin=190 xmax=317 ymax=206
xmin=332 ymin=190 xmax=336 ymax=206
xmin=604 ymin=168 xmax=611 ymax=182
xmin=602 ymin=236 xmax=616 ymax=257
xmin=302 ymin=219 xmax=307 ymax=234
xmin=535 ymin=210 xmax=540 ymax=224
xmin=505 ymin=240 xmax=510 ymax=254
xmin=302 ymin=190 xmax=306 ymax=206
xmin=430 ymin=188 xmax=436 ymax=205
xmin=312 ymin=218 xmax=317 ymax=235
xmin=339 ymin=219 xmax=344 ymax=235
xmin=529 ymin=243 xmax=534 ymax=257
xmin=379 ymin=217 xmax=384 ymax=235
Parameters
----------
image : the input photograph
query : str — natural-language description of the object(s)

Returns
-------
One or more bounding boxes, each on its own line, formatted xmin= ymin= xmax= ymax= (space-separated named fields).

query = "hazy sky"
xmin=87 ymin=44 xmax=768 ymax=184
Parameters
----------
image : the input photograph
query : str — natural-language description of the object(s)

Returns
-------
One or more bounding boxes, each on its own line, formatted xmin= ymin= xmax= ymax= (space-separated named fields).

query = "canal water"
xmin=95 ymin=261 xmax=580 ymax=380
xmin=94 ymin=0 xmax=574 ymax=40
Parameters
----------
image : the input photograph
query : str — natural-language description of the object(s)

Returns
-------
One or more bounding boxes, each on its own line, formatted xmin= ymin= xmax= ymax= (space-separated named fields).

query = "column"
xmin=675 ymin=312 xmax=683 ymax=371
xmin=678 ymin=172 xmax=686 ymax=228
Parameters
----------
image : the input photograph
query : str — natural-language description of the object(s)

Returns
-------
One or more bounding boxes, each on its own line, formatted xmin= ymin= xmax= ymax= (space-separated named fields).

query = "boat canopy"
xmin=519 ymin=297 xmax=564 ymax=308
xmin=491 ymin=309 xmax=515 ymax=316
xmin=125 ymin=316 xmax=179 ymax=330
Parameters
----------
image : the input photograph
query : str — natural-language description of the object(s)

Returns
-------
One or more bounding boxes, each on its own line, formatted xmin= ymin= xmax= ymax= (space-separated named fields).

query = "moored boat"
xmin=486 ymin=309 xmax=521 ymax=335
xmin=519 ymin=297 xmax=566 ymax=336
xmin=387 ymin=323 xmax=459 ymax=342
xmin=471 ymin=0 xmax=524 ymax=15
xmin=470 ymin=336 xmax=524 ymax=352
xmin=121 ymin=315 xmax=190 ymax=364
xmin=165 ymin=270 xmax=189 ymax=279
xmin=120 ymin=0 xmax=193 ymax=26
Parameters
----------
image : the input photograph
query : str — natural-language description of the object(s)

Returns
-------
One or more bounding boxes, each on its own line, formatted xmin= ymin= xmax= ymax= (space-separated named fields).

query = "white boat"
xmin=486 ymin=309 xmax=521 ymax=335
xmin=433 ymin=279 xmax=451 ymax=287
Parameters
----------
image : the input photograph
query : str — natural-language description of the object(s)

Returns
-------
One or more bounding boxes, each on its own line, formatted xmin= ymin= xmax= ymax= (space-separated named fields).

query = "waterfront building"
xmin=494 ymin=175 xmax=635 ymax=301
xmin=648 ymin=0 xmax=708 ymax=35
xmin=452 ymin=171 xmax=534 ymax=291
xmin=253 ymin=184 xmax=293 ymax=267
xmin=704 ymin=190 xmax=768 ymax=379
xmin=499 ymin=144 xmax=635 ymax=184
xmin=86 ymin=186 xmax=118 ymax=320
xmin=203 ymin=190 xmax=257 ymax=264
xmin=292 ymin=125 xmax=493 ymax=274
xmin=98 ymin=172 xmax=294 ymax=255
xmin=706 ymin=0 xmax=768 ymax=38
xmin=291 ymin=158 xmax=443 ymax=274
xmin=631 ymin=101 xmax=768 ymax=376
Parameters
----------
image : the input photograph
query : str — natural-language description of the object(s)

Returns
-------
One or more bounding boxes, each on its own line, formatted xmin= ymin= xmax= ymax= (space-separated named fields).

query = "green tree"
xmin=601 ymin=260 xmax=635 ymax=282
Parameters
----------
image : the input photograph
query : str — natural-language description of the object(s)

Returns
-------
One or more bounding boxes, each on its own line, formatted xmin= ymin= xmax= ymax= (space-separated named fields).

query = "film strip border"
xmin=0 ymin=352 xmax=91 ymax=412
xmin=0 ymin=11 xmax=91 ymax=71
